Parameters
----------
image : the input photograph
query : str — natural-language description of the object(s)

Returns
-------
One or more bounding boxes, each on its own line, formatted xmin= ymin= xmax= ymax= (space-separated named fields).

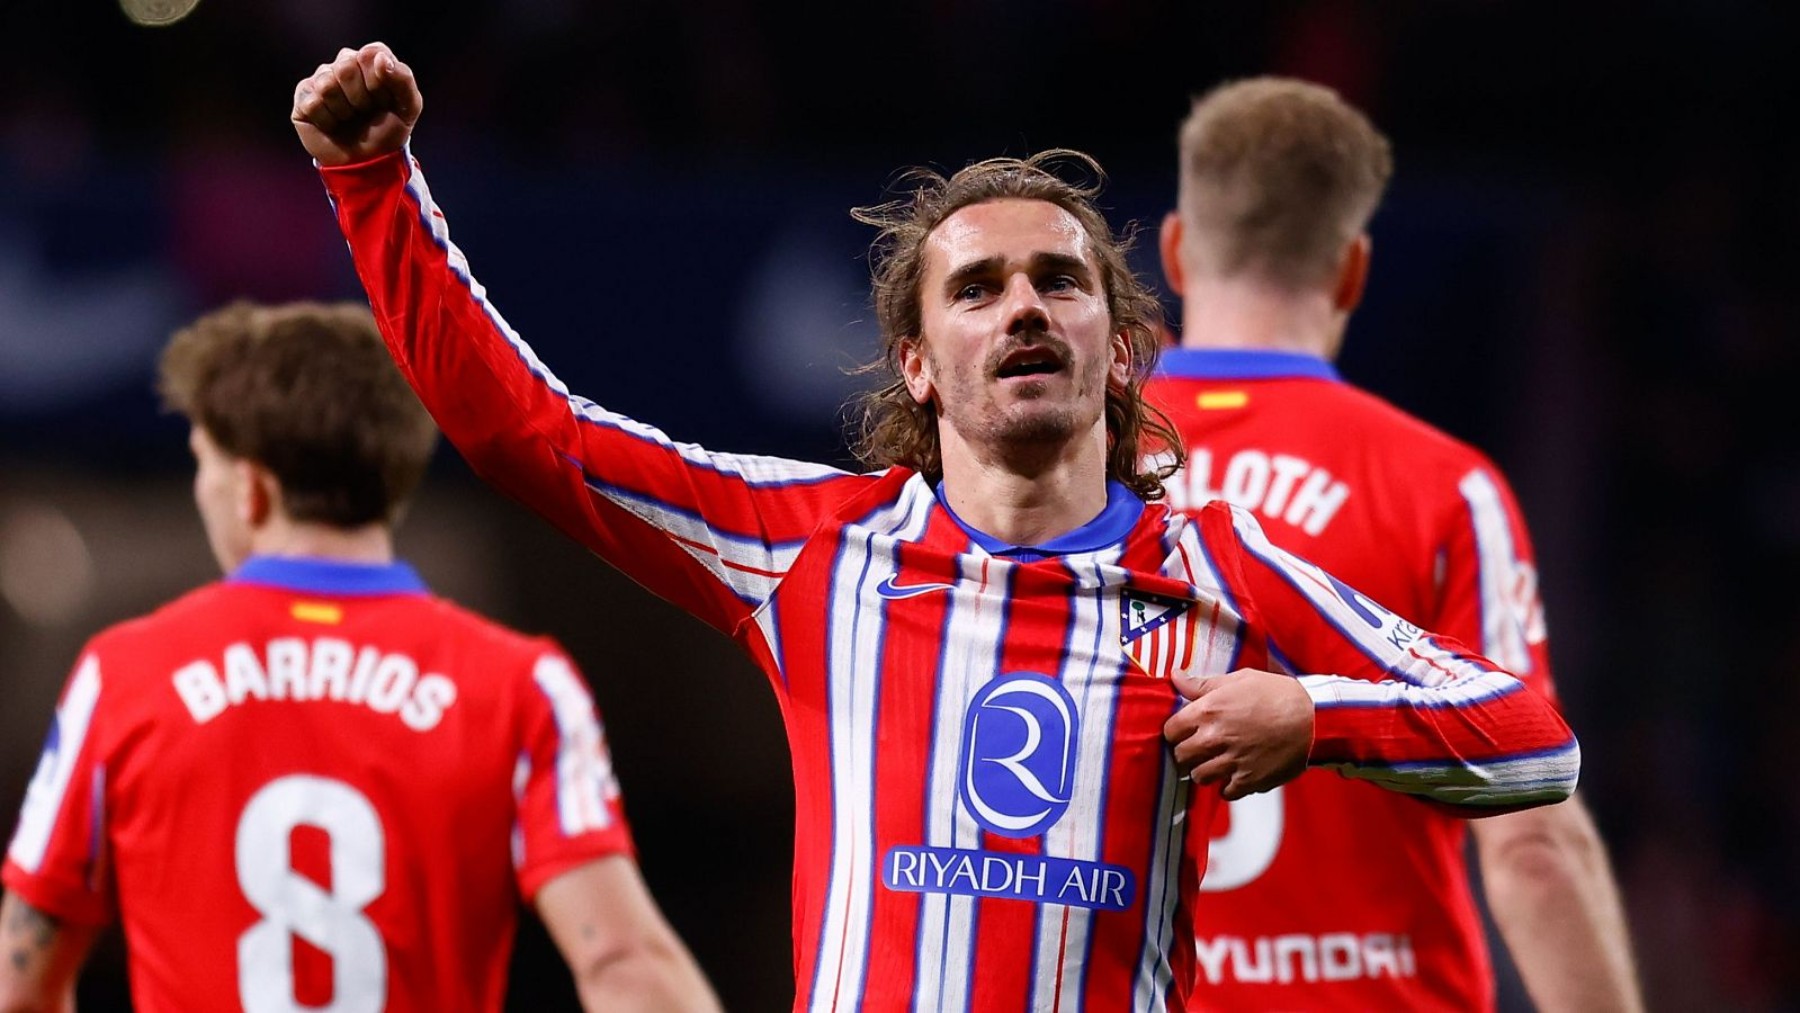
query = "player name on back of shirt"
xmin=1162 ymin=447 xmax=1350 ymax=536
xmin=171 ymin=636 xmax=458 ymax=731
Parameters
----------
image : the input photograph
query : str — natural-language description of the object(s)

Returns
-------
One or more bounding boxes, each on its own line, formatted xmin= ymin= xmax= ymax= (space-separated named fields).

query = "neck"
xmin=1177 ymin=273 xmax=1343 ymax=359
xmin=936 ymin=421 xmax=1111 ymax=546
xmin=250 ymin=519 xmax=396 ymax=565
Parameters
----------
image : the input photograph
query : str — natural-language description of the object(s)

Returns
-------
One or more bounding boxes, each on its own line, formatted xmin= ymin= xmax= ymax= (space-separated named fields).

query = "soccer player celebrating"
xmin=1150 ymin=78 xmax=1641 ymax=1011
xmin=292 ymin=43 xmax=1581 ymax=1010
xmin=0 ymin=302 xmax=720 ymax=1013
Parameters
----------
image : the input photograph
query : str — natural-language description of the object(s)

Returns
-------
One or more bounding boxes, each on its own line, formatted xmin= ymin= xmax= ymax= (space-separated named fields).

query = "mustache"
xmin=985 ymin=331 xmax=1072 ymax=377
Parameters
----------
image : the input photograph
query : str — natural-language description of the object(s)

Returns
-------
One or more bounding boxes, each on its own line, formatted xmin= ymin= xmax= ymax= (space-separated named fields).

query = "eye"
xmin=1040 ymin=274 xmax=1079 ymax=293
xmin=955 ymin=283 xmax=992 ymax=302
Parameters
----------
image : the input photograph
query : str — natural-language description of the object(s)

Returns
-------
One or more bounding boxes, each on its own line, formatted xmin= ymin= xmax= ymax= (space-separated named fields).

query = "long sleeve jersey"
xmin=316 ymin=148 xmax=1579 ymax=1012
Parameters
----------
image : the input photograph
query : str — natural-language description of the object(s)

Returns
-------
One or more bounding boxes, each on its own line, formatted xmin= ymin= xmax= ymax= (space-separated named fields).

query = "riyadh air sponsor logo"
xmin=958 ymin=672 xmax=1077 ymax=838
xmin=881 ymin=845 xmax=1136 ymax=911
xmin=874 ymin=574 xmax=956 ymax=600
xmin=883 ymin=672 xmax=1139 ymax=910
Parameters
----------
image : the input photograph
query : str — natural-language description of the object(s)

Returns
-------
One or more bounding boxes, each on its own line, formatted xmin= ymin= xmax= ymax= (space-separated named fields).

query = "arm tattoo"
xmin=4 ymin=898 xmax=63 ymax=972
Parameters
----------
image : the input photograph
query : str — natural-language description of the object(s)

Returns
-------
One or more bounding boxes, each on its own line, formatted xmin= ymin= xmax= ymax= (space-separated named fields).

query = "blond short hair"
xmin=1178 ymin=77 xmax=1393 ymax=287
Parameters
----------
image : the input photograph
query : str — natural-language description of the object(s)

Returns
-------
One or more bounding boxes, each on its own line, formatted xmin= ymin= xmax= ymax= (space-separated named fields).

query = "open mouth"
xmin=994 ymin=347 xmax=1067 ymax=379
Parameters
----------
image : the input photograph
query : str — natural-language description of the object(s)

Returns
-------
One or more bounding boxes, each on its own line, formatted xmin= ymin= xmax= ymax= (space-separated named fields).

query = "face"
xmin=904 ymin=198 xmax=1130 ymax=459
xmin=189 ymin=426 xmax=253 ymax=573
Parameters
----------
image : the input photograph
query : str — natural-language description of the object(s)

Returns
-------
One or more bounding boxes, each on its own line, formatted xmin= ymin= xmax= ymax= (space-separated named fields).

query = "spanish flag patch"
xmin=290 ymin=601 xmax=343 ymax=624
xmin=1196 ymin=390 xmax=1249 ymax=410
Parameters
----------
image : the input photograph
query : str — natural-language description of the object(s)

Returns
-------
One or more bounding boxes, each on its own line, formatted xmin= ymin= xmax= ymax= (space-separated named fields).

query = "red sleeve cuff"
xmin=2 ymin=860 xmax=113 ymax=928
xmin=316 ymin=147 xmax=413 ymax=194
xmin=515 ymin=829 xmax=637 ymax=904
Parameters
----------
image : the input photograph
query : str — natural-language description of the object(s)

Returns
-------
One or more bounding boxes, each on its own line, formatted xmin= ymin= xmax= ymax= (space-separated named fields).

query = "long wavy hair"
xmin=848 ymin=149 xmax=1182 ymax=500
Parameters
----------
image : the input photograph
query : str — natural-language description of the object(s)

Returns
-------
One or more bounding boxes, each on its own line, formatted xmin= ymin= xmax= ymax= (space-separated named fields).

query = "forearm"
xmin=569 ymin=935 xmax=721 ymax=1013
xmin=1302 ymin=673 xmax=1580 ymax=813
xmin=319 ymin=149 xmax=589 ymax=503
xmin=0 ymin=893 xmax=93 ymax=1013
xmin=537 ymin=857 xmax=721 ymax=1013
xmin=1477 ymin=797 xmax=1642 ymax=1013
xmin=1206 ymin=503 xmax=1579 ymax=811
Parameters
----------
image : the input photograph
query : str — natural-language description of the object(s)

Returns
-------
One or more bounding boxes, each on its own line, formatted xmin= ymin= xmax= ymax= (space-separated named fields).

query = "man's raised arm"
xmin=291 ymin=44 xmax=875 ymax=635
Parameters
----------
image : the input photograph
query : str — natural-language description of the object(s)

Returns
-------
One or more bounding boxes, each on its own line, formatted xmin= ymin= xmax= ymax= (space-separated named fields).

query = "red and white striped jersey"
xmin=3 ymin=557 xmax=631 ymax=1013
xmin=1148 ymin=347 xmax=1561 ymax=1012
xmin=317 ymin=149 xmax=1578 ymax=1012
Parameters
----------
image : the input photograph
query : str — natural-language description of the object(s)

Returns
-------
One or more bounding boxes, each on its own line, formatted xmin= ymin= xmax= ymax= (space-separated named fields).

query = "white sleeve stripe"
xmin=402 ymin=149 xmax=579 ymax=403
xmin=401 ymin=153 xmax=850 ymax=494
xmin=404 ymin=151 xmax=846 ymax=615
xmin=510 ymin=753 xmax=529 ymax=869
xmin=581 ymin=476 xmax=798 ymax=604
xmin=580 ymin=475 xmax=807 ymax=561
xmin=1298 ymin=672 xmax=1523 ymax=709
xmin=1231 ymin=508 xmax=1491 ymax=687
xmin=1316 ymin=743 xmax=1581 ymax=805
xmin=570 ymin=399 xmax=852 ymax=486
xmin=7 ymin=657 xmax=102 ymax=873
xmin=531 ymin=656 xmax=616 ymax=836
xmin=1381 ymin=741 xmax=1581 ymax=770
xmin=1459 ymin=469 xmax=1530 ymax=672
xmin=670 ymin=538 xmax=780 ymax=606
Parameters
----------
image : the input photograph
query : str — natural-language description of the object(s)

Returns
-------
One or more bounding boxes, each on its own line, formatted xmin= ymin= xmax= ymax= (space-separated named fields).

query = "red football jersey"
xmin=3 ymin=556 xmax=633 ymax=1013
xmin=308 ymin=148 xmax=1579 ymax=1011
xmin=1148 ymin=348 xmax=1558 ymax=1012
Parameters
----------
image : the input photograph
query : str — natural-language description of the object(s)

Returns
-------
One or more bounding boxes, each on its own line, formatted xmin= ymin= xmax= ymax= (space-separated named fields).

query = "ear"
xmin=1159 ymin=211 xmax=1186 ymax=293
xmin=899 ymin=336 xmax=935 ymax=406
xmin=235 ymin=459 xmax=280 ymax=529
xmin=1109 ymin=328 xmax=1133 ymax=389
xmin=1332 ymin=234 xmax=1371 ymax=313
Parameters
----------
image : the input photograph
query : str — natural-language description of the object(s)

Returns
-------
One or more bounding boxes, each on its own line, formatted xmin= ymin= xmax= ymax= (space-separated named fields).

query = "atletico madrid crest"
xmin=1120 ymin=591 xmax=1196 ymax=680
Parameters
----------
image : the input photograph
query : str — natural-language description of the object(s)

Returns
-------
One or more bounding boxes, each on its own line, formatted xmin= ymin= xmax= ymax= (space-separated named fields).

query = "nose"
xmin=1000 ymin=273 xmax=1050 ymax=336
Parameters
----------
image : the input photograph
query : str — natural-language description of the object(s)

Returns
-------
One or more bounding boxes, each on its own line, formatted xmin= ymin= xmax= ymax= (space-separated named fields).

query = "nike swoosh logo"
xmin=875 ymin=574 xmax=956 ymax=600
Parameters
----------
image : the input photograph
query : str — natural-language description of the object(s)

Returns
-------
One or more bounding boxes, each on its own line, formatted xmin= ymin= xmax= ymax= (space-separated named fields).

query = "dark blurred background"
xmin=1 ymin=1 xmax=1795 ymax=1009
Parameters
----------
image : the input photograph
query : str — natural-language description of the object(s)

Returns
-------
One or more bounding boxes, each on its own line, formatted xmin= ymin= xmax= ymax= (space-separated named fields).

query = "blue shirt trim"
xmin=228 ymin=556 xmax=429 ymax=596
xmin=937 ymin=480 xmax=1144 ymax=558
xmin=1154 ymin=348 xmax=1341 ymax=383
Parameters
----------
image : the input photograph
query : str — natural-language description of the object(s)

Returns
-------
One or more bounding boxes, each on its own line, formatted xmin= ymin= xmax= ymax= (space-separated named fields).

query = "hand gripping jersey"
xmin=1147 ymin=348 xmax=1561 ymax=1012
xmin=316 ymin=148 xmax=1577 ymax=1012
xmin=3 ymin=557 xmax=632 ymax=1013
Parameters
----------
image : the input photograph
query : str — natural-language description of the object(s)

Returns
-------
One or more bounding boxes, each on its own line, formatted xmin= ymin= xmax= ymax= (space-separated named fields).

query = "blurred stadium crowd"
xmin=1 ymin=1 xmax=1795 ymax=1008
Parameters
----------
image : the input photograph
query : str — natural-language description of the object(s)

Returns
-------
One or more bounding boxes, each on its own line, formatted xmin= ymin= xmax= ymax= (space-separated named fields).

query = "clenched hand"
xmin=291 ymin=42 xmax=422 ymax=166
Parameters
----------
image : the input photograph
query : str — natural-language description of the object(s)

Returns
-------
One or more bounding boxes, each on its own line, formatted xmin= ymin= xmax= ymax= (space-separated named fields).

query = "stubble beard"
xmin=946 ymin=360 xmax=1106 ymax=461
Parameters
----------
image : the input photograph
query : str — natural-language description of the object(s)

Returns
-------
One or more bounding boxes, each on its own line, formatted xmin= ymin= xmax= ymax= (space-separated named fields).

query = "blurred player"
xmin=1150 ymin=78 xmax=1641 ymax=1011
xmin=0 ymin=301 xmax=720 ymax=1013
xmin=291 ymin=43 xmax=1580 ymax=1010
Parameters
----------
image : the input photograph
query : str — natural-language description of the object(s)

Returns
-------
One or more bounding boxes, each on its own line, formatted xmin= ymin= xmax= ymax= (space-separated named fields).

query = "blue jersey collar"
xmin=937 ymin=479 xmax=1144 ymax=558
xmin=228 ymin=556 xmax=429 ymax=596
xmin=1155 ymin=347 xmax=1340 ymax=382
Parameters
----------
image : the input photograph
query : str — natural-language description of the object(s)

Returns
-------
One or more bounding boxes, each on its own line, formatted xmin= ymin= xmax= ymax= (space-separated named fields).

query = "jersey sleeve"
xmin=2 ymin=653 xmax=114 ymax=926
xmin=1429 ymin=463 xmax=1557 ymax=702
xmin=316 ymin=148 xmax=878 ymax=636
xmin=512 ymin=648 xmax=636 ymax=902
xmin=1198 ymin=502 xmax=1579 ymax=816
